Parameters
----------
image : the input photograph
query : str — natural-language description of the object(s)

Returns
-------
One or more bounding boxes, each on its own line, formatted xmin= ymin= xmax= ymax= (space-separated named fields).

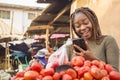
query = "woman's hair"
xmin=70 ymin=7 xmax=102 ymax=41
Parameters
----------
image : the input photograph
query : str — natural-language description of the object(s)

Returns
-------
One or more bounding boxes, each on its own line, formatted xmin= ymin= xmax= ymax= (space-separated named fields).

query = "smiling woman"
xmin=70 ymin=7 xmax=119 ymax=71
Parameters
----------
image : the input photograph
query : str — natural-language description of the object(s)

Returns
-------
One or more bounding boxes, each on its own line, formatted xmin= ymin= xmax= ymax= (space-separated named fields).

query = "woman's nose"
xmin=80 ymin=25 xmax=86 ymax=30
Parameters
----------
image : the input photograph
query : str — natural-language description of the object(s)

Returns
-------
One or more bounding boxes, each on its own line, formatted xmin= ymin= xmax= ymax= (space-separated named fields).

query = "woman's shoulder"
xmin=103 ymin=35 xmax=117 ymax=43
xmin=103 ymin=35 xmax=115 ymax=41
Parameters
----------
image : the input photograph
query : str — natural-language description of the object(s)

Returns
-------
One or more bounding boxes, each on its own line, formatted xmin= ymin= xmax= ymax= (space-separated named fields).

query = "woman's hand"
xmin=73 ymin=41 xmax=99 ymax=61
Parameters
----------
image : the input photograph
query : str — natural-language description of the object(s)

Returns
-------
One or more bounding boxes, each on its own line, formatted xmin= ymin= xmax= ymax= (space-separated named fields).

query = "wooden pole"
xmin=5 ymin=42 xmax=8 ymax=69
xmin=5 ymin=41 xmax=10 ymax=69
xmin=46 ymin=26 xmax=49 ymax=48
xmin=69 ymin=0 xmax=77 ymax=60
xmin=10 ymin=11 xmax=14 ymax=35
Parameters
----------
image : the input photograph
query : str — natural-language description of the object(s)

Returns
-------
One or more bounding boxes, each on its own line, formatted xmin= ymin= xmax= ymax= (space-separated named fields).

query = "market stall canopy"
xmin=0 ymin=20 xmax=23 ymax=41
xmin=26 ymin=0 xmax=73 ymax=35
xmin=50 ymin=34 xmax=69 ymax=39
xmin=34 ymin=33 xmax=69 ymax=40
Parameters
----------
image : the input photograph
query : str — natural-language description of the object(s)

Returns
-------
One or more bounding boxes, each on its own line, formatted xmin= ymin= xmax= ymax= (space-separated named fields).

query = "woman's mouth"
xmin=81 ymin=30 xmax=91 ymax=38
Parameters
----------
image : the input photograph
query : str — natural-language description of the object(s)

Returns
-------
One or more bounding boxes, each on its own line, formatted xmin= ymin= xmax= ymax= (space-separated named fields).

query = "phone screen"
xmin=73 ymin=38 xmax=87 ymax=52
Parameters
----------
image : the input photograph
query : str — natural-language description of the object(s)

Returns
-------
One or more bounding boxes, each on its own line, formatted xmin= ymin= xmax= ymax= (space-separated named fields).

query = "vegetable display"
xmin=11 ymin=56 xmax=120 ymax=80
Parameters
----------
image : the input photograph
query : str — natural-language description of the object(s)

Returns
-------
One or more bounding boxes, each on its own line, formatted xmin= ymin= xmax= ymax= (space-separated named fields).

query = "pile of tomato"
xmin=11 ymin=56 xmax=120 ymax=80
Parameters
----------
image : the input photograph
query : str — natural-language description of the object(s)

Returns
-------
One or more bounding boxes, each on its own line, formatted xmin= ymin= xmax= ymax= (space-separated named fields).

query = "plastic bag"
xmin=46 ymin=38 xmax=72 ymax=68
xmin=0 ymin=70 xmax=11 ymax=80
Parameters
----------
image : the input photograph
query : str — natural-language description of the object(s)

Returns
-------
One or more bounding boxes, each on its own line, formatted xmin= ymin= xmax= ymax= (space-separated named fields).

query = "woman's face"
xmin=73 ymin=12 xmax=92 ymax=40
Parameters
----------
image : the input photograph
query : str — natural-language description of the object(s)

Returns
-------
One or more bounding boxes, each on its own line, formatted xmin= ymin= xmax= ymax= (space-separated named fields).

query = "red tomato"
xmin=79 ymin=77 xmax=84 ymax=80
xmin=14 ymin=77 xmax=24 ymax=80
xmin=100 ymin=69 xmax=108 ymax=77
xmin=31 ymin=62 xmax=43 ymax=72
xmin=65 ymin=68 xmax=77 ymax=79
xmin=36 ymin=75 xmax=43 ymax=80
xmin=99 ymin=61 xmax=106 ymax=69
xmin=51 ymin=61 xmax=59 ymax=69
xmin=71 ymin=56 xmax=84 ymax=67
xmin=84 ymin=60 xmax=92 ymax=67
xmin=59 ymin=71 xmax=65 ymax=76
xmin=65 ymin=62 xmax=74 ymax=67
xmin=53 ymin=72 xmax=61 ymax=80
xmin=77 ymin=66 xmax=90 ymax=78
xmin=40 ymin=68 xmax=54 ymax=76
xmin=11 ymin=76 xmax=17 ymax=80
xmin=24 ymin=71 xmax=39 ymax=80
xmin=42 ymin=75 xmax=53 ymax=80
xmin=62 ymin=74 xmax=73 ymax=80
xmin=84 ymin=72 xmax=93 ymax=80
xmin=25 ymin=67 xmax=32 ymax=71
xmin=101 ymin=76 xmax=110 ymax=80
xmin=90 ymin=67 xmax=102 ymax=79
xmin=109 ymin=71 xmax=120 ymax=80
xmin=74 ymin=78 xmax=80 ymax=80
xmin=105 ymin=64 xmax=114 ymax=73
xmin=91 ymin=60 xmax=100 ymax=67
xmin=16 ymin=71 xmax=25 ymax=77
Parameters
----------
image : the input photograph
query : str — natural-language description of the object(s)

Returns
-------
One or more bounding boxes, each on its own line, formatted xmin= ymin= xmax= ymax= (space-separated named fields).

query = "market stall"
xmin=0 ymin=19 xmax=23 ymax=70
xmin=0 ymin=37 xmax=12 ymax=69
xmin=25 ymin=0 xmax=72 ymax=49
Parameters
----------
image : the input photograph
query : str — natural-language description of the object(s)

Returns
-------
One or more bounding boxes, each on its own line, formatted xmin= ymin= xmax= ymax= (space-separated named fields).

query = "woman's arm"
xmin=105 ymin=36 xmax=119 ymax=71
xmin=73 ymin=41 xmax=100 ymax=61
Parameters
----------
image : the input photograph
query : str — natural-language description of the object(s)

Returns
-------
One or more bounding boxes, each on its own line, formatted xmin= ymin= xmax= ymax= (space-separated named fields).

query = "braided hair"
xmin=71 ymin=7 xmax=103 ymax=41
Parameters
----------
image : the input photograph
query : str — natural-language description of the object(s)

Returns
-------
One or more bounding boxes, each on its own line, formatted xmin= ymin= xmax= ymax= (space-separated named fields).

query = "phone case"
xmin=73 ymin=38 xmax=87 ymax=52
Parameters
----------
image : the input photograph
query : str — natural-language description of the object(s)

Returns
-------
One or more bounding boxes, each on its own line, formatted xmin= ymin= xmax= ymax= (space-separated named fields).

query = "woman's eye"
xmin=83 ymin=20 xmax=89 ymax=25
xmin=84 ymin=22 xmax=88 ymax=25
xmin=74 ymin=24 xmax=80 ymax=28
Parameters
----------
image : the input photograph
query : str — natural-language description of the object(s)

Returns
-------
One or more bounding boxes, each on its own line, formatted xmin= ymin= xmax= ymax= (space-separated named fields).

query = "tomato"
xmin=59 ymin=71 xmax=65 ymax=76
xmin=62 ymin=74 xmax=73 ymax=80
xmin=84 ymin=60 xmax=92 ymax=67
xmin=101 ymin=76 xmax=110 ymax=80
xmin=36 ymin=75 xmax=43 ymax=80
xmin=84 ymin=72 xmax=93 ymax=80
xmin=74 ymin=66 xmax=80 ymax=71
xmin=66 ymin=62 xmax=74 ymax=67
xmin=11 ymin=76 xmax=17 ymax=80
xmin=105 ymin=64 xmax=114 ymax=73
xmin=79 ymin=77 xmax=84 ymax=80
xmin=42 ymin=75 xmax=53 ymax=80
xmin=90 ymin=67 xmax=102 ymax=79
xmin=77 ymin=66 xmax=90 ymax=78
xmin=25 ymin=67 xmax=32 ymax=71
xmin=31 ymin=62 xmax=43 ymax=72
xmin=53 ymin=72 xmax=61 ymax=80
xmin=99 ymin=61 xmax=106 ymax=69
xmin=71 ymin=56 xmax=84 ymax=67
xmin=40 ymin=68 xmax=54 ymax=76
xmin=14 ymin=77 xmax=24 ymax=80
xmin=109 ymin=71 xmax=120 ymax=80
xmin=51 ymin=61 xmax=59 ymax=69
xmin=74 ymin=78 xmax=80 ymax=80
xmin=16 ymin=71 xmax=25 ymax=77
xmin=65 ymin=68 xmax=77 ymax=79
xmin=91 ymin=60 xmax=100 ymax=67
xmin=100 ymin=69 xmax=108 ymax=77
xmin=24 ymin=71 xmax=39 ymax=80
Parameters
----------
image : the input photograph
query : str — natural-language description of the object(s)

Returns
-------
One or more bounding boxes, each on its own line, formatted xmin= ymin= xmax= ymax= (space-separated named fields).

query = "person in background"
xmin=29 ymin=46 xmax=53 ymax=68
xmin=70 ymin=7 xmax=119 ymax=71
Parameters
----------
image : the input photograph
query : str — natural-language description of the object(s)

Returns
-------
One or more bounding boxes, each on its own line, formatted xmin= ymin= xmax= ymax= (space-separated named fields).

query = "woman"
xmin=70 ymin=7 xmax=119 ymax=71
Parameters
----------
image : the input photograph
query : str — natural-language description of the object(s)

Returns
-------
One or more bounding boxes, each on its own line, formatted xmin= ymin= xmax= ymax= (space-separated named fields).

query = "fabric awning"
xmin=0 ymin=20 xmax=23 ymax=40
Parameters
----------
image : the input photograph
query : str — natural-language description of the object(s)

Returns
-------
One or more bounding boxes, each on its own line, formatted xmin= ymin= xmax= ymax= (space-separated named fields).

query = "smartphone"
xmin=72 ymin=38 xmax=87 ymax=52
